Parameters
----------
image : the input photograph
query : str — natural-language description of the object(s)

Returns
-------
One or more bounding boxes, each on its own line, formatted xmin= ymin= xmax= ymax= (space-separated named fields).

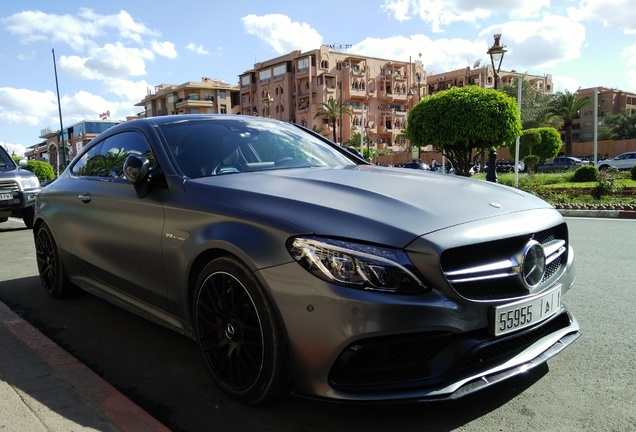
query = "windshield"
xmin=0 ymin=146 xmax=17 ymax=172
xmin=158 ymin=117 xmax=356 ymax=178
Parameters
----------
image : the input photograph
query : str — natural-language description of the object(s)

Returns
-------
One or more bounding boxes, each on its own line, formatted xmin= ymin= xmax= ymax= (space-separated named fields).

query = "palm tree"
xmin=314 ymin=99 xmax=351 ymax=143
xmin=548 ymin=89 xmax=593 ymax=156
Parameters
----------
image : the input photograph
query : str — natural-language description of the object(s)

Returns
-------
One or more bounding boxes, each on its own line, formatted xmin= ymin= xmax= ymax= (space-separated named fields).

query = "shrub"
xmin=573 ymin=165 xmax=598 ymax=182
xmin=523 ymin=155 xmax=540 ymax=174
xmin=631 ymin=165 xmax=636 ymax=181
xmin=25 ymin=160 xmax=55 ymax=182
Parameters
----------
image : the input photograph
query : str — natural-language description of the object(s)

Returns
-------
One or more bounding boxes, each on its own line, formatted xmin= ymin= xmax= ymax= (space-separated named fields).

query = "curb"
xmin=0 ymin=301 xmax=170 ymax=432
xmin=557 ymin=209 xmax=636 ymax=219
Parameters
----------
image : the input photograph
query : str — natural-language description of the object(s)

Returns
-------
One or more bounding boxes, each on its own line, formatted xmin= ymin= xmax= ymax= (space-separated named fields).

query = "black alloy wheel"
xmin=35 ymin=223 xmax=74 ymax=298
xmin=193 ymin=256 xmax=288 ymax=405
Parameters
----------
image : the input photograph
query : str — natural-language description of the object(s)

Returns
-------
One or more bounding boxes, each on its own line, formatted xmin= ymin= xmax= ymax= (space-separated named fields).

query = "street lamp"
xmin=339 ymin=62 xmax=349 ymax=143
xmin=486 ymin=34 xmax=507 ymax=182
xmin=487 ymin=34 xmax=507 ymax=90
xmin=263 ymin=88 xmax=274 ymax=117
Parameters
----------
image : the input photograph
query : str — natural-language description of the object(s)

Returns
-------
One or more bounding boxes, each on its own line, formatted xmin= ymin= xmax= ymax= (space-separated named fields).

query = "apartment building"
xmin=426 ymin=64 xmax=553 ymax=95
xmin=134 ymin=77 xmax=241 ymax=117
xmin=239 ymin=46 xmax=424 ymax=153
xmin=575 ymin=87 xmax=636 ymax=142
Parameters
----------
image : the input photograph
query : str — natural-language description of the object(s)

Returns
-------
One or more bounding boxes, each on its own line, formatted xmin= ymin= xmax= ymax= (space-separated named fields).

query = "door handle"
xmin=78 ymin=193 xmax=91 ymax=203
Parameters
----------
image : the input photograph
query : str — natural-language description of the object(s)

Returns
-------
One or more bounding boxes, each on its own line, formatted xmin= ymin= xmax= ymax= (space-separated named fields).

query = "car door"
xmin=70 ymin=130 xmax=168 ymax=310
xmin=617 ymin=153 xmax=635 ymax=169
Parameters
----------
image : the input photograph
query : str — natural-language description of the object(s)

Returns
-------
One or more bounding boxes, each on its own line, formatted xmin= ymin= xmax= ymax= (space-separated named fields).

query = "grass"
xmin=473 ymin=170 xmax=636 ymax=209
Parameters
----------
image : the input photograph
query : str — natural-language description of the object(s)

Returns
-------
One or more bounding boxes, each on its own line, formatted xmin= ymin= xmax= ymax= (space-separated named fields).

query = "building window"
xmin=219 ymin=90 xmax=226 ymax=100
xmin=259 ymin=69 xmax=271 ymax=83
xmin=298 ymin=58 xmax=309 ymax=72
xmin=220 ymin=105 xmax=227 ymax=114
xmin=241 ymin=75 xmax=251 ymax=88
xmin=273 ymin=64 xmax=286 ymax=78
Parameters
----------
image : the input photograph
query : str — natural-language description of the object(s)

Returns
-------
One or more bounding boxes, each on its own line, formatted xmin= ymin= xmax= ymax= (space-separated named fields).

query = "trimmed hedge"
xmin=573 ymin=165 xmax=599 ymax=182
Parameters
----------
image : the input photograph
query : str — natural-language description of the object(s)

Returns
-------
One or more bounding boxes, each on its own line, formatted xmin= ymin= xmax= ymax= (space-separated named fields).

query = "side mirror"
xmin=123 ymin=154 xmax=150 ymax=198
xmin=18 ymin=159 xmax=29 ymax=168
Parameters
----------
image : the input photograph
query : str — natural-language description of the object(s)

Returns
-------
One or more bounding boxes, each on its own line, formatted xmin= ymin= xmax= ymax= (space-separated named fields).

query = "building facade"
xmin=239 ymin=46 xmax=424 ymax=154
xmin=426 ymin=65 xmax=553 ymax=95
xmin=134 ymin=78 xmax=241 ymax=118
xmin=574 ymin=87 xmax=636 ymax=143
xmin=26 ymin=119 xmax=121 ymax=173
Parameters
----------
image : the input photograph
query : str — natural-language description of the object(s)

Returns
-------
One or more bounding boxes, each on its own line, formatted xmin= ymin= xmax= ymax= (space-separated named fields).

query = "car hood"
xmin=183 ymin=165 xmax=553 ymax=248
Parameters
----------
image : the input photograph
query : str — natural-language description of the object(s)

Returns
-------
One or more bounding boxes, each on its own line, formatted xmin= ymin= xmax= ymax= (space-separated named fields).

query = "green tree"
xmin=598 ymin=109 xmax=636 ymax=140
xmin=548 ymin=89 xmax=592 ymax=156
xmin=405 ymin=86 xmax=521 ymax=177
xmin=25 ymin=160 xmax=55 ymax=182
xmin=509 ymin=127 xmax=562 ymax=163
xmin=501 ymin=78 xmax=556 ymax=129
xmin=314 ymin=99 xmax=351 ymax=143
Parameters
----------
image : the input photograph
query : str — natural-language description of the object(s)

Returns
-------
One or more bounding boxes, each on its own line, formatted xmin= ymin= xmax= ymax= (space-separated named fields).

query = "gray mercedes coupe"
xmin=34 ymin=114 xmax=580 ymax=405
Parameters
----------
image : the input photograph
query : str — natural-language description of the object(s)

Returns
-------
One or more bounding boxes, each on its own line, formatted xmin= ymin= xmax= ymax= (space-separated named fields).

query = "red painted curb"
xmin=0 ymin=301 xmax=170 ymax=432
xmin=618 ymin=211 xmax=636 ymax=219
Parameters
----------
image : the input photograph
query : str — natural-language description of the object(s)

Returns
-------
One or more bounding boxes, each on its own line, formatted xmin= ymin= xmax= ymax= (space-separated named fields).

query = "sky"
xmin=1 ymin=0 xmax=635 ymax=156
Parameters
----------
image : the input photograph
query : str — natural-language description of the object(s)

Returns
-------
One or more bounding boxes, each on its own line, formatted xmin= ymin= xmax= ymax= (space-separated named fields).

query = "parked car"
xmin=400 ymin=161 xmax=430 ymax=170
xmin=536 ymin=156 xmax=585 ymax=173
xmin=0 ymin=145 xmax=41 ymax=228
xmin=597 ymin=152 xmax=636 ymax=171
xmin=34 ymin=115 xmax=579 ymax=405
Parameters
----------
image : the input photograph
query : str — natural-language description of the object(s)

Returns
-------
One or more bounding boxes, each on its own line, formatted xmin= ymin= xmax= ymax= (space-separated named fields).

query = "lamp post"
xmin=486 ymin=34 xmax=507 ymax=182
xmin=339 ymin=62 xmax=349 ymax=144
xmin=263 ymin=88 xmax=273 ymax=118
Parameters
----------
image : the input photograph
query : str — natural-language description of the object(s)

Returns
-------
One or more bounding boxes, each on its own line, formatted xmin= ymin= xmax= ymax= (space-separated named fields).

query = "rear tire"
xmin=35 ymin=223 xmax=76 ymax=298
xmin=193 ymin=256 xmax=289 ymax=405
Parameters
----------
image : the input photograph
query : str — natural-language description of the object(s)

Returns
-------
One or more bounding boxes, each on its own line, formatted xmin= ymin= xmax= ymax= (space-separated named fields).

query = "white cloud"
xmin=152 ymin=40 xmax=177 ymax=58
xmin=622 ymin=44 xmax=636 ymax=91
xmin=1 ymin=8 xmax=159 ymax=52
xmin=568 ymin=0 xmax=636 ymax=34
xmin=478 ymin=15 xmax=587 ymax=70
xmin=381 ymin=0 xmax=549 ymax=32
xmin=0 ymin=87 xmax=58 ymax=127
xmin=241 ymin=14 xmax=323 ymax=54
xmin=60 ymin=44 xmax=154 ymax=81
xmin=187 ymin=43 xmax=209 ymax=55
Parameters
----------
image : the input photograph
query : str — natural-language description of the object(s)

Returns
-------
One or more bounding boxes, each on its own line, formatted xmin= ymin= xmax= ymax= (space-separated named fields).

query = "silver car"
xmin=34 ymin=115 xmax=580 ymax=405
xmin=597 ymin=152 xmax=636 ymax=171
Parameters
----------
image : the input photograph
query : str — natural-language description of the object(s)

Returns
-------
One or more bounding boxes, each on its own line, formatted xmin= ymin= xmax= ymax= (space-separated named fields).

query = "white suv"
xmin=597 ymin=152 xmax=636 ymax=171
xmin=0 ymin=146 xmax=41 ymax=228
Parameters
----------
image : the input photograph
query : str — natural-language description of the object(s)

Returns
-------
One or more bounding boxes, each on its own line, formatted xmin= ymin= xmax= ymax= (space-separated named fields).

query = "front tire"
xmin=35 ymin=223 xmax=75 ymax=298
xmin=193 ymin=256 xmax=289 ymax=404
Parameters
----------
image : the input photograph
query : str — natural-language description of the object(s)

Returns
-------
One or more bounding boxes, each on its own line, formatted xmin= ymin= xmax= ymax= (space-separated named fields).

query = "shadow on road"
xmin=0 ymin=274 xmax=551 ymax=432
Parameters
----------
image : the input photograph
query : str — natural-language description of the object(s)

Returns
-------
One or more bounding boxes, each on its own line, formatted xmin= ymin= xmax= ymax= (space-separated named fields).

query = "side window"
xmin=72 ymin=131 xmax=153 ymax=179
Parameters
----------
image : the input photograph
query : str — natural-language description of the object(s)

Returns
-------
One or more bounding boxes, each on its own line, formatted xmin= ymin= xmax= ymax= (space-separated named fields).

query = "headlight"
xmin=287 ymin=236 xmax=429 ymax=295
xmin=17 ymin=175 xmax=41 ymax=191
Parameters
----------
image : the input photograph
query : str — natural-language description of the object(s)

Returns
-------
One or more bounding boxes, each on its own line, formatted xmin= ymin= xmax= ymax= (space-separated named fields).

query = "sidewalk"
xmin=557 ymin=208 xmax=636 ymax=219
xmin=0 ymin=300 xmax=170 ymax=432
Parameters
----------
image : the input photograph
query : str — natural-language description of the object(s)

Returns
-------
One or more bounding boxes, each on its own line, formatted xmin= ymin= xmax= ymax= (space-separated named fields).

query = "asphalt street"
xmin=0 ymin=216 xmax=634 ymax=432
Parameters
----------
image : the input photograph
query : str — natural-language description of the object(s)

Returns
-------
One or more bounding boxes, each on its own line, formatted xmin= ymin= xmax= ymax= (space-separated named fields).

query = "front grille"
xmin=455 ymin=311 xmax=572 ymax=372
xmin=328 ymin=310 xmax=573 ymax=393
xmin=440 ymin=223 xmax=569 ymax=300
xmin=0 ymin=179 xmax=19 ymax=194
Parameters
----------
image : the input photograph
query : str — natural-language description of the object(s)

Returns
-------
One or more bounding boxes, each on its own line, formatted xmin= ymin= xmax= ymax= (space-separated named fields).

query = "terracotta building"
xmin=239 ymin=46 xmax=425 ymax=154
xmin=574 ymin=87 xmax=636 ymax=142
xmin=134 ymin=78 xmax=241 ymax=118
xmin=426 ymin=65 xmax=553 ymax=95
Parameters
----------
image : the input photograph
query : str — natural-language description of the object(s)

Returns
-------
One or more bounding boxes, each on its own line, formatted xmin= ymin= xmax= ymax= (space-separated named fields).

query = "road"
xmin=1 ymin=216 xmax=634 ymax=432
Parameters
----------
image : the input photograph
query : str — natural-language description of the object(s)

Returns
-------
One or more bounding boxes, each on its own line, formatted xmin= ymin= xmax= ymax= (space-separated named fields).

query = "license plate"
xmin=492 ymin=285 xmax=562 ymax=336
xmin=0 ymin=193 xmax=13 ymax=201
